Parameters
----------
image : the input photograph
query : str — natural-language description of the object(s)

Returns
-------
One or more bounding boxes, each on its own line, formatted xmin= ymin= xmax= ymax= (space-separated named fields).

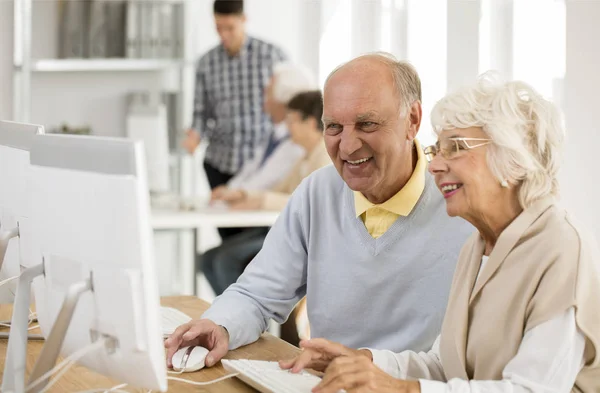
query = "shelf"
xmin=31 ymin=59 xmax=184 ymax=72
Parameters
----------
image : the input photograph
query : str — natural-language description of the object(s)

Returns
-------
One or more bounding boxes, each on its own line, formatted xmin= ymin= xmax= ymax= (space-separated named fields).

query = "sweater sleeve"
xmin=201 ymin=178 xmax=311 ymax=349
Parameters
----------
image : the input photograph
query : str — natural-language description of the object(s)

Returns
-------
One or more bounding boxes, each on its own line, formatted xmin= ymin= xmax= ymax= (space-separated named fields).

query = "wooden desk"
xmin=0 ymin=296 xmax=300 ymax=392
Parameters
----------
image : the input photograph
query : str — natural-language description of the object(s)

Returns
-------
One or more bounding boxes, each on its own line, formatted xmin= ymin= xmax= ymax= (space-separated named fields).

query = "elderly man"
xmin=165 ymin=53 xmax=474 ymax=369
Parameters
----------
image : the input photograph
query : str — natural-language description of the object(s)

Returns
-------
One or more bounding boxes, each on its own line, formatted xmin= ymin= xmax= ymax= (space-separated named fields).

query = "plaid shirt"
xmin=192 ymin=36 xmax=287 ymax=174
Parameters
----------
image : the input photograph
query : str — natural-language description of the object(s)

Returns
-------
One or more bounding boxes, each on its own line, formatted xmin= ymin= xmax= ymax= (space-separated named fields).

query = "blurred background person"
xmin=210 ymin=61 xmax=315 ymax=240
xmin=211 ymin=62 xmax=316 ymax=204
xmin=182 ymin=0 xmax=287 ymax=191
xmin=198 ymin=90 xmax=330 ymax=300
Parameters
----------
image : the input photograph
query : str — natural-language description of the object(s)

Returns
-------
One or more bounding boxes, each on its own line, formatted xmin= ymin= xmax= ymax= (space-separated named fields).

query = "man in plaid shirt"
xmin=183 ymin=0 xmax=288 ymax=189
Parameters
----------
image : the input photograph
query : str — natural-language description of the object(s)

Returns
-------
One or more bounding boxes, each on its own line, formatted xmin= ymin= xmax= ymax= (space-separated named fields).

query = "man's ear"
xmin=407 ymin=101 xmax=422 ymax=141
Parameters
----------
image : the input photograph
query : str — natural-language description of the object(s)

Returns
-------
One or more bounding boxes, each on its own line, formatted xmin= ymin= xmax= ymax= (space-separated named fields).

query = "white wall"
xmin=446 ymin=0 xmax=479 ymax=93
xmin=1 ymin=1 xmax=13 ymax=120
xmin=561 ymin=1 xmax=600 ymax=242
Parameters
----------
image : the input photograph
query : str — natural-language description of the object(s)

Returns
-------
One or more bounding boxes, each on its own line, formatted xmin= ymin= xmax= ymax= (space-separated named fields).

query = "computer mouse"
xmin=172 ymin=346 xmax=210 ymax=372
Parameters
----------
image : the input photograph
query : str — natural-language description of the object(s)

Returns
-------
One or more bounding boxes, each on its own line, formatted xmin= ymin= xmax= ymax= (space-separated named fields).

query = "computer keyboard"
xmin=221 ymin=359 xmax=322 ymax=393
xmin=161 ymin=306 xmax=192 ymax=336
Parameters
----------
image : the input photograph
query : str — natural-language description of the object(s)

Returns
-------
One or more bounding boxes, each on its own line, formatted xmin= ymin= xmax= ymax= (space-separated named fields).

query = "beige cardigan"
xmin=252 ymin=138 xmax=331 ymax=211
xmin=439 ymin=198 xmax=600 ymax=392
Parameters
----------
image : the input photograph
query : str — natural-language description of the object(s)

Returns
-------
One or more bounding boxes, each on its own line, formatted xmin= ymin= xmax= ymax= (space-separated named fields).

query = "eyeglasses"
xmin=423 ymin=137 xmax=492 ymax=162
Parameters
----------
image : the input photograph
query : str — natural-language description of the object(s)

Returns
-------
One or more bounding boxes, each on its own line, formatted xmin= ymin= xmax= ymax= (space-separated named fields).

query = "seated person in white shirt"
xmin=211 ymin=62 xmax=316 ymax=202
xmin=280 ymin=75 xmax=600 ymax=393
xmin=199 ymin=91 xmax=331 ymax=297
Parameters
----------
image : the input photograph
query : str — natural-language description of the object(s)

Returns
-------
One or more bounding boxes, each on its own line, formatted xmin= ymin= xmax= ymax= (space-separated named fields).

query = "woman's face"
xmin=285 ymin=110 xmax=312 ymax=146
xmin=427 ymin=127 xmax=503 ymax=220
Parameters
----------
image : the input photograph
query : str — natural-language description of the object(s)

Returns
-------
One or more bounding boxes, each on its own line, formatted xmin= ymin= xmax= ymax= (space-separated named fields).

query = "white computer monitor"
xmin=15 ymin=134 xmax=166 ymax=391
xmin=0 ymin=120 xmax=44 ymax=303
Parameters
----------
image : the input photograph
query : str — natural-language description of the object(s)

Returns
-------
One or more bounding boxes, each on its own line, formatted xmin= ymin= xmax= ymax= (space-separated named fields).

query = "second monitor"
xmin=3 ymin=133 xmax=167 ymax=392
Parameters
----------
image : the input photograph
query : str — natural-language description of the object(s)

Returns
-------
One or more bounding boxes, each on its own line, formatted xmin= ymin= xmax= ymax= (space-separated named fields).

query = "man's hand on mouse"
xmin=164 ymin=319 xmax=230 ymax=368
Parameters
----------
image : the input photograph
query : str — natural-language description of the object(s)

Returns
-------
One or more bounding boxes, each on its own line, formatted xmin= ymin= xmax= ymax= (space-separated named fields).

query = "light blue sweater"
xmin=202 ymin=165 xmax=474 ymax=352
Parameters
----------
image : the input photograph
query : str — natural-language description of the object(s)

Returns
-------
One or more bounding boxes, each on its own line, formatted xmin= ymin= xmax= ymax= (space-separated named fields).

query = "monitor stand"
xmin=28 ymin=278 xmax=92 ymax=393
xmin=0 ymin=225 xmax=19 ymax=270
xmin=1 ymin=263 xmax=44 ymax=393
xmin=1 ymin=262 xmax=92 ymax=393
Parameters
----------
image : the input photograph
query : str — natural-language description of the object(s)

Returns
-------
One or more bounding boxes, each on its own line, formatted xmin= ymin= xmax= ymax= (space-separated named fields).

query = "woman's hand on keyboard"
xmin=279 ymin=338 xmax=372 ymax=373
xmin=314 ymin=355 xmax=420 ymax=393
xmin=164 ymin=319 xmax=230 ymax=368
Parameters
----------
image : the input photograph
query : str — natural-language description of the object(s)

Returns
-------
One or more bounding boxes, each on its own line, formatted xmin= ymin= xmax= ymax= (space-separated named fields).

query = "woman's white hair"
xmin=430 ymin=72 xmax=565 ymax=208
xmin=272 ymin=62 xmax=316 ymax=104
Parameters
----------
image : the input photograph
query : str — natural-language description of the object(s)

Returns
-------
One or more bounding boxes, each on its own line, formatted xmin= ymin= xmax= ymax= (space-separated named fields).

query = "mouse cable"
xmin=73 ymin=372 xmax=239 ymax=393
xmin=0 ymin=275 xmax=20 ymax=289
xmin=167 ymin=372 xmax=240 ymax=386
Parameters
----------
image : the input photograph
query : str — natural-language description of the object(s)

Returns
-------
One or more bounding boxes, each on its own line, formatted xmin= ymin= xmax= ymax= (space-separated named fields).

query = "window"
xmin=406 ymin=0 xmax=447 ymax=146
xmin=513 ymin=0 xmax=565 ymax=100
xmin=319 ymin=0 xmax=352 ymax=87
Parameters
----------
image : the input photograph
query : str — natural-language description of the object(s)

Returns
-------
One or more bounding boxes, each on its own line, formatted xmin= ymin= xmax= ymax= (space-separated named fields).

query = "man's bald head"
xmin=321 ymin=52 xmax=424 ymax=204
xmin=324 ymin=52 xmax=422 ymax=115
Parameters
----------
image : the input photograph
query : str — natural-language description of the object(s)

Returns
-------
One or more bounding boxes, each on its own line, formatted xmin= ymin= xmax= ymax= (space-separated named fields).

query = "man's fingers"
xmin=165 ymin=343 xmax=180 ymax=368
xmin=164 ymin=323 xmax=194 ymax=366
xmin=165 ymin=336 xmax=183 ymax=368
xmin=164 ymin=320 xmax=231 ymax=369
xmin=206 ymin=334 xmax=229 ymax=367
xmin=181 ymin=320 xmax=212 ymax=342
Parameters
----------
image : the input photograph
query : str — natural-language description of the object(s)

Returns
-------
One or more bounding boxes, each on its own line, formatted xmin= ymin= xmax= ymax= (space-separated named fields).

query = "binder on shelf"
xmin=158 ymin=2 xmax=174 ymax=59
xmin=173 ymin=2 xmax=184 ymax=59
xmin=125 ymin=1 xmax=140 ymax=58
xmin=88 ymin=0 xmax=108 ymax=58
xmin=149 ymin=2 xmax=161 ymax=58
xmin=139 ymin=1 xmax=152 ymax=58
xmin=57 ymin=0 xmax=184 ymax=60
xmin=106 ymin=0 xmax=127 ymax=57
xmin=58 ymin=0 xmax=90 ymax=58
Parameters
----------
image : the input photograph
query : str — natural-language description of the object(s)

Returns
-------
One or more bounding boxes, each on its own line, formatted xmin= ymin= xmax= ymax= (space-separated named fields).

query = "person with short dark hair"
xmin=199 ymin=90 xmax=331 ymax=296
xmin=183 ymin=0 xmax=288 ymax=192
xmin=213 ymin=0 xmax=243 ymax=15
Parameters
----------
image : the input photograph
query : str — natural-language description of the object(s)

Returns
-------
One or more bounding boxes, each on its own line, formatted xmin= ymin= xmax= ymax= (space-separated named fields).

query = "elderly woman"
xmin=280 ymin=75 xmax=600 ymax=392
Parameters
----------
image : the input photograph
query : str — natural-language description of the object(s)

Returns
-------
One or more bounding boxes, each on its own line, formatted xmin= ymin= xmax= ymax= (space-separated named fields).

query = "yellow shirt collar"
xmin=354 ymin=140 xmax=426 ymax=217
